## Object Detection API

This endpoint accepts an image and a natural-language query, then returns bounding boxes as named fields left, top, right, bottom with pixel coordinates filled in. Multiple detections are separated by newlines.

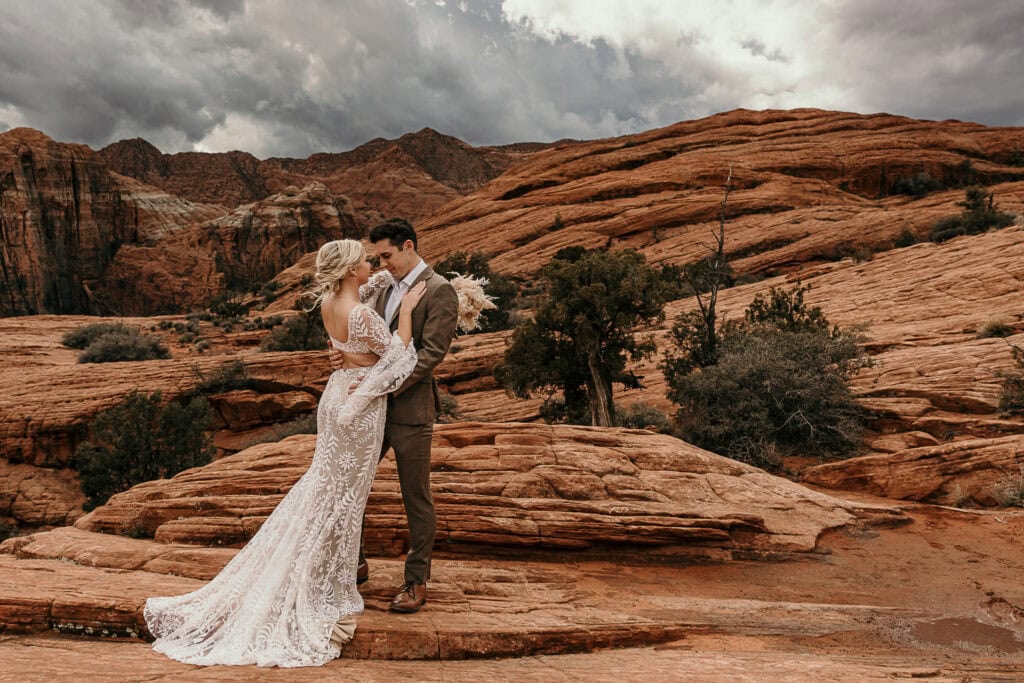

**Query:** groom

left=330, top=218, right=458, bottom=613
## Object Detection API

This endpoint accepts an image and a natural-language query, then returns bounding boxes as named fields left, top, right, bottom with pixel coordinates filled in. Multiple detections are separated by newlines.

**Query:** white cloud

left=0, top=0, right=1021, bottom=156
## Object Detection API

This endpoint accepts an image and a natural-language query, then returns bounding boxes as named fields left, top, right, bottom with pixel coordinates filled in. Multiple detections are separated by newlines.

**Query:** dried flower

left=448, top=272, right=497, bottom=332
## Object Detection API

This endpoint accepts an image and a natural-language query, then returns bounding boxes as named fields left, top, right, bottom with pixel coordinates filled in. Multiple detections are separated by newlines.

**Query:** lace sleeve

left=359, top=270, right=394, bottom=304
left=349, top=305, right=392, bottom=356
left=336, top=309, right=418, bottom=426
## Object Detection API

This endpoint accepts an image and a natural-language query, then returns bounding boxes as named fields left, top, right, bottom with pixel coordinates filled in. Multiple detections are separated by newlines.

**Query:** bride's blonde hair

left=310, top=239, right=363, bottom=307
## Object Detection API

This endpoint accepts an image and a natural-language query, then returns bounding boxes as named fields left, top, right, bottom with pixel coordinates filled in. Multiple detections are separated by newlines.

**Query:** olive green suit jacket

left=374, top=265, right=459, bottom=425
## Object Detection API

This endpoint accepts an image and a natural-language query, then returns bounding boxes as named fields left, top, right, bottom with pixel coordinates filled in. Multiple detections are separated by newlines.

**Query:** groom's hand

left=327, top=344, right=345, bottom=371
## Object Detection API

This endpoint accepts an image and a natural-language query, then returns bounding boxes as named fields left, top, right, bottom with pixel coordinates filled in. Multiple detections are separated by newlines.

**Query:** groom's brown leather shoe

left=389, top=582, right=426, bottom=613
left=356, top=560, right=369, bottom=584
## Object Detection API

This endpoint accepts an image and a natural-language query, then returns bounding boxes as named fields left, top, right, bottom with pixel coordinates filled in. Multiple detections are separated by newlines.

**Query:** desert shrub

left=663, top=285, right=870, bottom=468
left=977, top=316, right=1014, bottom=339
left=998, top=344, right=1024, bottom=416
left=78, top=327, right=170, bottom=364
left=894, top=228, right=919, bottom=248
left=891, top=172, right=941, bottom=197
left=241, top=413, right=318, bottom=448
left=929, top=215, right=967, bottom=243
left=827, top=241, right=874, bottom=263
left=258, top=280, right=283, bottom=303
left=434, top=251, right=518, bottom=332
left=62, top=322, right=131, bottom=349
left=259, top=300, right=327, bottom=352
left=186, top=359, right=259, bottom=398
left=667, top=328, right=867, bottom=469
left=209, top=290, right=249, bottom=318
left=437, top=391, right=461, bottom=423
left=0, top=520, right=17, bottom=541
left=988, top=463, right=1024, bottom=507
left=615, top=402, right=672, bottom=433
left=72, top=391, right=214, bottom=510
left=929, top=185, right=1015, bottom=243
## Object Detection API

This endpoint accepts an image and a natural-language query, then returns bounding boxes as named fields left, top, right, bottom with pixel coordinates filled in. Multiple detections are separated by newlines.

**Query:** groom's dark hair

left=369, top=218, right=418, bottom=250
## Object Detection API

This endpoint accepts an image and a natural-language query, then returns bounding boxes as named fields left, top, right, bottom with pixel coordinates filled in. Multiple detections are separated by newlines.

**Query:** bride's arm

left=359, top=270, right=394, bottom=303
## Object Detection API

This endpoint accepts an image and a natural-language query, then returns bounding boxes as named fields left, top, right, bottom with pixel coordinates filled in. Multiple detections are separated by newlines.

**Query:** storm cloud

left=1, top=0, right=1021, bottom=157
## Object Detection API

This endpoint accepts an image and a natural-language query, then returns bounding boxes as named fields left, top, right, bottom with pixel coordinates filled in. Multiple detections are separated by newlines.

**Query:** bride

left=144, top=239, right=424, bottom=667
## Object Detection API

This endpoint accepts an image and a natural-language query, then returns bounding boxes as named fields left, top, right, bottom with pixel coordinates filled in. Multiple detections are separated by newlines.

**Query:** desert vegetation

left=495, top=248, right=672, bottom=426
left=929, top=185, right=1015, bottom=243
left=62, top=322, right=170, bottom=363
left=662, top=285, right=871, bottom=469
left=72, top=391, right=214, bottom=510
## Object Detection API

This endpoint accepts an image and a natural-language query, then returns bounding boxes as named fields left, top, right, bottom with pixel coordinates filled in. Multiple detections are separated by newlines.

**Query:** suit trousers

left=359, top=420, right=436, bottom=584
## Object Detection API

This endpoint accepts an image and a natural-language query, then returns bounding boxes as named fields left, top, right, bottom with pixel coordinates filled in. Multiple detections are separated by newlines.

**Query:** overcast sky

left=1, top=0, right=1022, bottom=158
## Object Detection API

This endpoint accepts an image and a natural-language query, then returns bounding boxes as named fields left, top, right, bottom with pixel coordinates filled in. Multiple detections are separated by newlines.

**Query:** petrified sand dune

left=416, top=109, right=1024, bottom=279
left=72, top=424, right=902, bottom=558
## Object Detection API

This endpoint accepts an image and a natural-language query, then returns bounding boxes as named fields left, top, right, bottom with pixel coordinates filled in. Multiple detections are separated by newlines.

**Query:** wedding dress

left=144, top=271, right=416, bottom=667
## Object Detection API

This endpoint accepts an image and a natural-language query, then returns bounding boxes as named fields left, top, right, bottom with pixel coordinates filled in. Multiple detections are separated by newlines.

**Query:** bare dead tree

left=684, top=166, right=732, bottom=363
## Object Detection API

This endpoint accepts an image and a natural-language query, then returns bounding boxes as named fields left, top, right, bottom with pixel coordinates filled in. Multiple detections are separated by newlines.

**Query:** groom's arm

left=393, top=280, right=458, bottom=396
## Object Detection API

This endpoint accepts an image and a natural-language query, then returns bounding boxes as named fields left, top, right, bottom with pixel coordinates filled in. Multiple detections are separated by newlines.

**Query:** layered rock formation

left=102, top=128, right=540, bottom=226
left=73, top=423, right=902, bottom=557
left=415, top=108, right=1024, bottom=279
left=98, top=181, right=360, bottom=314
left=0, top=129, right=218, bottom=316
left=97, top=138, right=302, bottom=208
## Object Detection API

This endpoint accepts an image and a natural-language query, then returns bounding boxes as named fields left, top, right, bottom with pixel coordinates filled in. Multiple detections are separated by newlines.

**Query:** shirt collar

left=400, top=259, right=428, bottom=288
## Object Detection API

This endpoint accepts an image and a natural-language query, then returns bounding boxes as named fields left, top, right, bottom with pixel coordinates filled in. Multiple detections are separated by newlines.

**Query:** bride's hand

left=400, top=282, right=427, bottom=315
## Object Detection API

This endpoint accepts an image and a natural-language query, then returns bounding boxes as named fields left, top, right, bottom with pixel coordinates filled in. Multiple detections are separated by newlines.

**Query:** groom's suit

left=366, top=264, right=458, bottom=584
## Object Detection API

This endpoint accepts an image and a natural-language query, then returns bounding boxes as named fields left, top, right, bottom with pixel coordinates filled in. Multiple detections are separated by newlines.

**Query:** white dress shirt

left=384, top=258, right=427, bottom=324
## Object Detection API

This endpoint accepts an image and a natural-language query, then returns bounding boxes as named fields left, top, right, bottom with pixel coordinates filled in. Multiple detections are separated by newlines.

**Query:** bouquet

left=448, top=272, right=497, bottom=333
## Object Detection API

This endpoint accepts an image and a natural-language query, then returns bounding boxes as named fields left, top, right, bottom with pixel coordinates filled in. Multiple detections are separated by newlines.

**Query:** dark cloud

left=0, top=0, right=1020, bottom=157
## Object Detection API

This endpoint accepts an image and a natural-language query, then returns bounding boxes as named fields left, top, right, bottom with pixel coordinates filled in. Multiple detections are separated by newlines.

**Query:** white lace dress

left=144, top=272, right=415, bottom=667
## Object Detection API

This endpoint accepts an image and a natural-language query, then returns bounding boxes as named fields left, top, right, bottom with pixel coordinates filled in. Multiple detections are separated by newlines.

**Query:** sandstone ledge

left=72, top=423, right=903, bottom=559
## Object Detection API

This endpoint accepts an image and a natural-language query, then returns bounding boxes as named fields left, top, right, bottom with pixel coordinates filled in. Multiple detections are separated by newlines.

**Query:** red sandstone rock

left=0, top=460, right=84, bottom=526
left=415, top=109, right=1024, bottom=280
left=73, top=424, right=902, bottom=557
left=100, top=181, right=362, bottom=314
left=100, top=128, right=539, bottom=226
left=0, top=128, right=220, bottom=317
left=802, top=435, right=1024, bottom=505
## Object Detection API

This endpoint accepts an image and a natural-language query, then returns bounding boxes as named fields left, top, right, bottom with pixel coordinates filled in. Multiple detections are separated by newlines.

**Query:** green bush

left=667, top=328, right=867, bottom=469
left=209, top=291, right=249, bottom=318
left=615, top=402, right=672, bottom=433
left=891, top=172, right=941, bottom=197
left=62, top=322, right=132, bottom=349
left=894, top=228, right=919, bottom=248
left=77, top=328, right=170, bottom=363
left=929, top=186, right=1015, bottom=243
left=0, top=520, right=17, bottom=541
left=186, top=359, right=259, bottom=398
left=240, top=413, right=318, bottom=448
left=72, top=391, right=214, bottom=510
left=259, top=305, right=328, bottom=352
left=999, top=344, right=1024, bottom=416
left=663, top=285, right=870, bottom=468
